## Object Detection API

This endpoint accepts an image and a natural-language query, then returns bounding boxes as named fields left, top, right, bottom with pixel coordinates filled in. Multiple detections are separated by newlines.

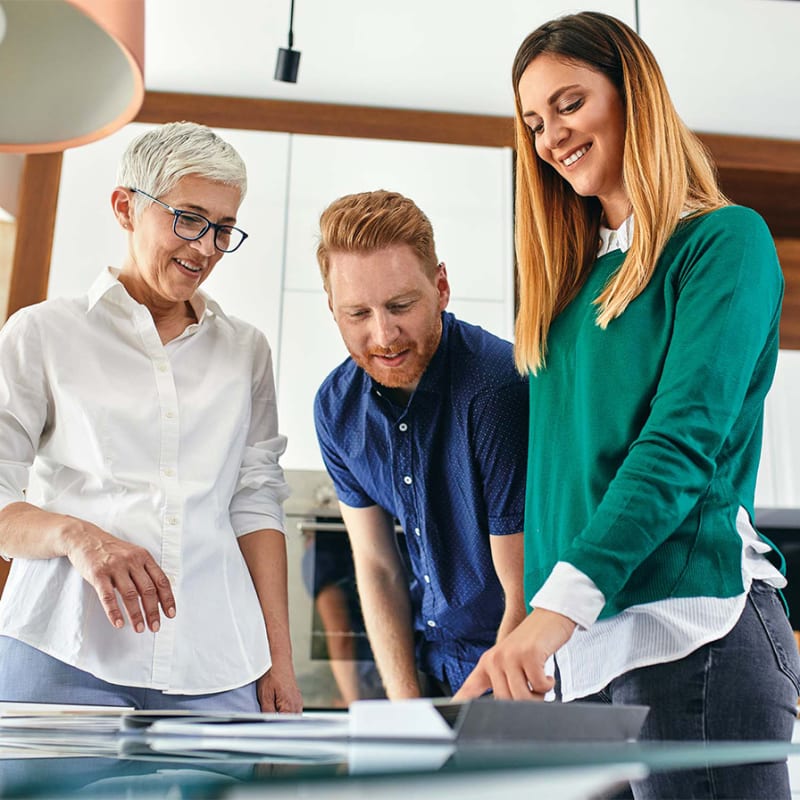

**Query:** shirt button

left=427, top=620, right=437, bottom=628
left=398, top=422, right=408, bottom=432
left=167, top=516, right=179, bottom=526
left=163, top=468, right=175, bottom=477
left=423, top=574, right=431, bottom=583
left=403, top=476, right=412, bottom=485
left=165, top=411, right=176, bottom=419
left=157, top=362, right=168, bottom=373
left=414, top=527, right=421, bottom=537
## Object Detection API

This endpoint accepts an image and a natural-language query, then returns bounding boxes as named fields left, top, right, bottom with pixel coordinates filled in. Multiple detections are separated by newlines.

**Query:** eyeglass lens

left=174, top=213, right=244, bottom=253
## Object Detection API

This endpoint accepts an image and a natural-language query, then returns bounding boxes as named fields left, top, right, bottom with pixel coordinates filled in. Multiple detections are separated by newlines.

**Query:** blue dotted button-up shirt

left=314, top=312, right=529, bottom=690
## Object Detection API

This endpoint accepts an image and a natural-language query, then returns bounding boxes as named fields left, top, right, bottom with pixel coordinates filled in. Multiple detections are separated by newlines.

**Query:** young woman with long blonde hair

left=456, top=12, right=798, bottom=799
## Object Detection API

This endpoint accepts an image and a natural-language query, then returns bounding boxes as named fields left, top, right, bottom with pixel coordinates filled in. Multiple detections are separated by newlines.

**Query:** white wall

left=43, top=0, right=800, bottom=495
left=276, top=134, right=513, bottom=469
left=757, top=350, right=800, bottom=509
left=49, top=126, right=515, bottom=472
left=145, top=0, right=800, bottom=140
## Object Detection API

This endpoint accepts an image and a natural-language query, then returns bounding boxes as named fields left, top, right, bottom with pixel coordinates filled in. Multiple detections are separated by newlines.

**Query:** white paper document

left=0, top=697, right=649, bottom=761
left=0, top=702, right=133, bottom=733
left=141, top=701, right=451, bottom=742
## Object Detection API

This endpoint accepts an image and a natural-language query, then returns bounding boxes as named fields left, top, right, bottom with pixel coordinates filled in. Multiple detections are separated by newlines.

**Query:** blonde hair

left=316, top=190, right=438, bottom=293
left=512, top=12, right=729, bottom=373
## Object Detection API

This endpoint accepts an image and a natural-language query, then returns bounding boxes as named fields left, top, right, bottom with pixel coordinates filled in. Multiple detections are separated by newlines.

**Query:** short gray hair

left=116, top=121, right=247, bottom=218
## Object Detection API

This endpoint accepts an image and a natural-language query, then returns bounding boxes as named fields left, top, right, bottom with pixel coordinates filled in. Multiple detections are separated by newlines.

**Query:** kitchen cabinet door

left=276, top=134, right=515, bottom=470
left=49, top=125, right=291, bottom=353
left=283, top=134, right=514, bottom=327
left=49, top=123, right=156, bottom=300
left=756, top=349, right=800, bottom=508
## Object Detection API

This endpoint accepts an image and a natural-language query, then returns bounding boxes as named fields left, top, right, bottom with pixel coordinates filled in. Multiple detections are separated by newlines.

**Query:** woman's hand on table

left=453, top=608, right=576, bottom=701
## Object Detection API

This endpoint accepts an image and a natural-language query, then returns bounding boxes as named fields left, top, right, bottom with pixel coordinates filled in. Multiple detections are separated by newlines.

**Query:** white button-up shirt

left=0, top=268, right=290, bottom=694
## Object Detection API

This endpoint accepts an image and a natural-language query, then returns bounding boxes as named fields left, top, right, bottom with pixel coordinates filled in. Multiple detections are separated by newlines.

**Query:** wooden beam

left=137, top=91, right=800, bottom=238
left=12, top=91, right=800, bottom=336
left=136, top=91, right=515, bottom=149
left=696, top=132, right=800, bottom=239
left=777, top=238, right=800, bottom=349
left=697, top=132, right=800, bottom=176
left=6, top=152, right=62, bottom=317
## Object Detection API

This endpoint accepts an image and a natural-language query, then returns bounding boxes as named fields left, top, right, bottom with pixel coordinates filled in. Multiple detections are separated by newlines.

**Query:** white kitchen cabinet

left=276, top=133, right=515, bottom=470
left=49, top=123, right=156, bottom=301
left=756, top=350, right=800, bottom=508
left=49, top=124, right=291, bottom=355
left=198, top=130, right=291, bottom=352
left=283, top=134, right=514, bottom=311
left=48, top=126, right=515, bottom=472
left=278, top=289, right=348, bottom=471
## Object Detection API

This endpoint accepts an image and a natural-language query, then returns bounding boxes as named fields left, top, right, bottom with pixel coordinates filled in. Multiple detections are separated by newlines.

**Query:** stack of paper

left=0, top=703, right=132, bottom=759
left=0, top=698, right=649, bottom=766
left=0, top=702, right=132, bottom=732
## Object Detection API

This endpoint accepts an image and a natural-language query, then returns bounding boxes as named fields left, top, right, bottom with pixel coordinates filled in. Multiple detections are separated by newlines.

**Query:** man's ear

left=436, top=261, right=451, bottom=310
left=111, top=186, right=134, bottom=231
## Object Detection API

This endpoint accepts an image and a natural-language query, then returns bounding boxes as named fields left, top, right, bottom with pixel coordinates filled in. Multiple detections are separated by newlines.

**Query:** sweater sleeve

left=561, top=207, right=783, bottom=602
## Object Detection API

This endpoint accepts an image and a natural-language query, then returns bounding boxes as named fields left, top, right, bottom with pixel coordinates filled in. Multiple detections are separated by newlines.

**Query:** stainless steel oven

left=284, top=469, right=386, bottom=708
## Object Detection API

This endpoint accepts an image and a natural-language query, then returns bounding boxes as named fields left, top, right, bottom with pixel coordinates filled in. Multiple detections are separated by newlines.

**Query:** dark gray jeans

left=577, top=580, right=800, bottom=800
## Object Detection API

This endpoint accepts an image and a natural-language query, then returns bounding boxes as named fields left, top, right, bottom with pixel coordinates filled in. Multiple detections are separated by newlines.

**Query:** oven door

left=287, top=517, right=384, bottom=708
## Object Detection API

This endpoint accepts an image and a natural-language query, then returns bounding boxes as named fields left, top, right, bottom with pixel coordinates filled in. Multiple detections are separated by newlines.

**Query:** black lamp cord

left=287, top=0, right=296, bottom=49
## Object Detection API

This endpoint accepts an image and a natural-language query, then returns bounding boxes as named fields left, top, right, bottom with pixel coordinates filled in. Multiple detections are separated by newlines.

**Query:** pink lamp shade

left=0, top=0, right=145, bottom=153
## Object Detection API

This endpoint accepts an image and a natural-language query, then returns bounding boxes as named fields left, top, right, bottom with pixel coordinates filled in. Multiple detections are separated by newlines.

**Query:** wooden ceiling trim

left=136, top=91, right=516, bottom=149
left=777, top=238, right=800, bottom=350
left=136, top=91, right=800, bottom=238
left=697, top=132, right=800, bottom=175
left=7, top=91, right=800, bottom=337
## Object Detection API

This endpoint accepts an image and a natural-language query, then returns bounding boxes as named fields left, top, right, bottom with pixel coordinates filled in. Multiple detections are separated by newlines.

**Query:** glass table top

left=1, top=732, right=799, bottom=800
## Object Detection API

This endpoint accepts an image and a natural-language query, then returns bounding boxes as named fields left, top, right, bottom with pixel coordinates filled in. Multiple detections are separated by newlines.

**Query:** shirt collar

left=85, top=266, right=229, bottom=327
left=597, top=210, right=695, bottom=258
left=597, top=214, right=634, bottom=257
left=416, top=310, right=451, bottom=394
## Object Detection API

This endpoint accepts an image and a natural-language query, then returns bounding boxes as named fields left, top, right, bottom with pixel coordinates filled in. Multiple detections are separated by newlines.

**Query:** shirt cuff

left=530, top=561, right=606, bottom=629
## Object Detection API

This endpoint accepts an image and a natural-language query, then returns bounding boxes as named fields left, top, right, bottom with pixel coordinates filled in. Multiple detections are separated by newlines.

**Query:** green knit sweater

left=524, top=206, right=783, bottom=619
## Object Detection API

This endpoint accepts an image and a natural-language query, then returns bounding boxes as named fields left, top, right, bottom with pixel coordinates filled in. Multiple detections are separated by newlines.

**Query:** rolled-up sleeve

left=0, top=310, right=48, bottom=511
left=229, top=331, right=290, bottom=536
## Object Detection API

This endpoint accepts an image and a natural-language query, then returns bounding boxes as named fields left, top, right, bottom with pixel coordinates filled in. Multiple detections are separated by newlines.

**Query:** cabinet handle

left=295, top=520, right=404, bottom=534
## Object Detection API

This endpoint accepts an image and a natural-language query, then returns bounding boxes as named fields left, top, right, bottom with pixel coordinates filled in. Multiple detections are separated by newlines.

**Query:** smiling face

left=327, top=244, right=450, bottom=396
left=517, top=53, right=630, bottom=227
left=114, top=174, right=241, bottom=312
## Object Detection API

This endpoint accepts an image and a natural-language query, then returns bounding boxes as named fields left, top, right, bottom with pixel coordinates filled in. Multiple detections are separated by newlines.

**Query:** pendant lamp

left=0, top=0, right=145, bottom=153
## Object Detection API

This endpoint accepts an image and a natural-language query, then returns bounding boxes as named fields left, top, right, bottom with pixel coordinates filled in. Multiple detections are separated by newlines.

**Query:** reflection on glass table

left=2, top=732, right=800, bottom=800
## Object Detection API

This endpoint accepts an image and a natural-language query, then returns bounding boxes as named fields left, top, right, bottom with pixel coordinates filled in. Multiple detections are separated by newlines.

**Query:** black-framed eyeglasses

left=129, top=188, right=249, bottom=253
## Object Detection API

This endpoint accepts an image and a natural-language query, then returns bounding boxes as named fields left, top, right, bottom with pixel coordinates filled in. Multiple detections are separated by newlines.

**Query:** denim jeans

left=0, top=636, right=259, bottom=711
left=578, top=581, right=800, bottom=799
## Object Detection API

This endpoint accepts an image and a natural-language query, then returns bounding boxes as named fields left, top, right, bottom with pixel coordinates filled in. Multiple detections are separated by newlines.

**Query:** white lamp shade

left=0, top=0, right=144, bottom=153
